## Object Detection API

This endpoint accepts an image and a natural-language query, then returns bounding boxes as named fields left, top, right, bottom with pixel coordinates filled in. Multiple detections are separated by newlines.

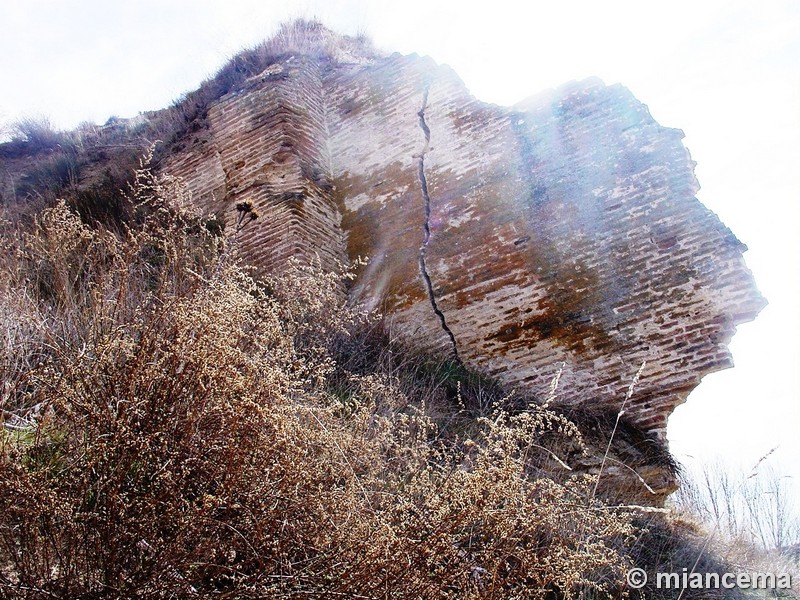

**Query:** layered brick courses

left=161, top=50, right=764, bottom=467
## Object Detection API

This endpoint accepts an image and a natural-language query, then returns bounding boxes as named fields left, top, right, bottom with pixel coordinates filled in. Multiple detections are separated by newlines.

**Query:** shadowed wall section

left=162, top=57, right=345, bottom=270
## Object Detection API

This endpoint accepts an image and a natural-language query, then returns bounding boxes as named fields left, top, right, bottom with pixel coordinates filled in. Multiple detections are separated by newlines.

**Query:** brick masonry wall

left=325, top=57, right=764, bottom=443
left=162, top=57, right=346, bottom=271
left=0, top=44, right=758, bottom=501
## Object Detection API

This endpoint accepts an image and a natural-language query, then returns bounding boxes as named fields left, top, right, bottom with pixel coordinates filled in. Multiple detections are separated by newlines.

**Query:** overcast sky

left=1, top=0, right=798, bottom=498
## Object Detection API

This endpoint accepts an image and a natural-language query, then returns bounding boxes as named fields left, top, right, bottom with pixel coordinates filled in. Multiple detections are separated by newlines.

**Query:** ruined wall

left=159, top=46, right=764, bottom=462
left=0, top=33, right=765, bottom=500
left=325, top=58, right=764, bottom=439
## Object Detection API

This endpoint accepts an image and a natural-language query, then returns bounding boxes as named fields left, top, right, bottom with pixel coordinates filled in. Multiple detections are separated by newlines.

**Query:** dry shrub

left=0, top=160, right=642, bottom=598
left=669, top=462, right=799, bottom=598
left=7, top=117, right=64, bottom=155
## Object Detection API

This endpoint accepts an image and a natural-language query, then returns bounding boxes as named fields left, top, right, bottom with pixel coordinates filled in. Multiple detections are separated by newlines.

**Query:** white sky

left=1, top=0, right=798, bottom=499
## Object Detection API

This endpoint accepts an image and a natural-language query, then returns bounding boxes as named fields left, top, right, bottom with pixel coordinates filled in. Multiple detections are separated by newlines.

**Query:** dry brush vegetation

left=0, top=156, right=774, bottom=599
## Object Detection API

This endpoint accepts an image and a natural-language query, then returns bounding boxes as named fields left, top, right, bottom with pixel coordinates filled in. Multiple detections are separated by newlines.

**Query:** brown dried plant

left=0, top=161, right=644, bottom=599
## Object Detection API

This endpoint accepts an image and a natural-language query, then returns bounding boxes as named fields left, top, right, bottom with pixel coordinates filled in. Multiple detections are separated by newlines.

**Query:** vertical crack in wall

left=416, top=88, right=461, bottom=363
left=321, top=72, right=335, bottom=182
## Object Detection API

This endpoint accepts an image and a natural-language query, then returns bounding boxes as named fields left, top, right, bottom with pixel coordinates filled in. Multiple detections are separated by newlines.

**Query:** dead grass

left=0, top=158, right=651, bottom=599
left=0, top=146, right=769, bottom=599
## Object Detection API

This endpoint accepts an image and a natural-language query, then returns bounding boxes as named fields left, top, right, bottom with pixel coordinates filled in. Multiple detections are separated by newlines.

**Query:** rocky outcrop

left=0, top=24, right=765, bottom=501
